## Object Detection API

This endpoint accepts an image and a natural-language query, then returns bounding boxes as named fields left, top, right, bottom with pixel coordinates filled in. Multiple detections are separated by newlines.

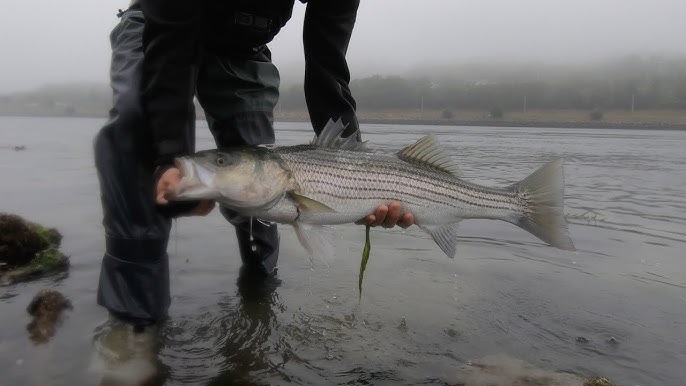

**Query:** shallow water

left=1, top=116, right=685, bottom=385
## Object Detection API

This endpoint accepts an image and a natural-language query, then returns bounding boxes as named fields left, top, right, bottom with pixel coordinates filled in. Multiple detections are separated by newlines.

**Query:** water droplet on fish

left=332, top=294, right=338, bottom=300
left=251, top=244, right=257, bottom=252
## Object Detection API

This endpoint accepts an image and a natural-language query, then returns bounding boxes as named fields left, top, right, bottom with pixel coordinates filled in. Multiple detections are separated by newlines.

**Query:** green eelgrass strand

left=358, top=225, right=371, bottom=302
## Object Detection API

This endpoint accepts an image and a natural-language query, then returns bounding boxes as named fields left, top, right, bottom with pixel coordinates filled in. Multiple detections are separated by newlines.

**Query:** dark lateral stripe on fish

left=287, top=157, right=506, bottom=195
left=298, top=176, right=523, bottom=211
left=287, top=162, right=525, bottom=211
left=302, top=171, right=519, bottom=208
left=284, top=154, right=520, bottom=199
left=297, top=172, right=523, bottom=211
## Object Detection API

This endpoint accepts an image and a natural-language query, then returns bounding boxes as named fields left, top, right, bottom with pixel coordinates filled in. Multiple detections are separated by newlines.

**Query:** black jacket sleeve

left=140, top=0, right=203, bottom=167
left=303, top=0, right=360, bottom=138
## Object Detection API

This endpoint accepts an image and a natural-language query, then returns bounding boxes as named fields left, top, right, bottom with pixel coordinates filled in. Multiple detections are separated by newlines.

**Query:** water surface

left=1, top=117, right=685, bottom=385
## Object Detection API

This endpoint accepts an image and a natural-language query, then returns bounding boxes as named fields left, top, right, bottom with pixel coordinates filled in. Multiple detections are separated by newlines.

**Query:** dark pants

left=94, top=9, right=280, bottom=325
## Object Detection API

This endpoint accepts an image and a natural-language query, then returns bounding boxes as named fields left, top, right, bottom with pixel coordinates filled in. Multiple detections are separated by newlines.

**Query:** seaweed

left=0, top=213, right=68, bottom=285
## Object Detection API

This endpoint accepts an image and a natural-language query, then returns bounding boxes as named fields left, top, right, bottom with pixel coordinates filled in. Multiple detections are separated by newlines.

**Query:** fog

left=0, top=0, right=684, bottom=93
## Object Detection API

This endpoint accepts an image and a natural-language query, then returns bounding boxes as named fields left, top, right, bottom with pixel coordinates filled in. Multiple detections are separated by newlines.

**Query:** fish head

left=170, top=148, right=292, bottom=210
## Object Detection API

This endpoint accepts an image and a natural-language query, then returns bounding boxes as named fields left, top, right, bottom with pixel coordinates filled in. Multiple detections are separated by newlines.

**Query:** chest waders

left=94, top=4, right=287, bottom=325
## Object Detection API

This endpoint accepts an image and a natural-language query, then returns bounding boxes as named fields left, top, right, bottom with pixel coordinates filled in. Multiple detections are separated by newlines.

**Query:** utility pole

left=631, top=94, right=635, bottom=112
left=523, top=96, right=527, bottom=113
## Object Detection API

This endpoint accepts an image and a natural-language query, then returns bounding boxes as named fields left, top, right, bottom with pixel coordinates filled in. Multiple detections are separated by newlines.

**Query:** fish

left=169, top=119, right=575, bottom=258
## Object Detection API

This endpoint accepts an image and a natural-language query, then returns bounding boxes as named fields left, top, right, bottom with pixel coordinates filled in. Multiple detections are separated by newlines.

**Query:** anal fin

left=419, top=223, right=461, bottom=258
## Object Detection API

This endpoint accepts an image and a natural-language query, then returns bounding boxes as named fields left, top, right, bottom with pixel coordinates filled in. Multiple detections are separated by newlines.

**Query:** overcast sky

left=0, top=0, right=684, bottom=93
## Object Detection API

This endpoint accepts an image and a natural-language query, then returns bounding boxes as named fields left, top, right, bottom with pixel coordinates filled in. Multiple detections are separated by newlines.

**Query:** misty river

left=1, top=116, right=685, bottom=385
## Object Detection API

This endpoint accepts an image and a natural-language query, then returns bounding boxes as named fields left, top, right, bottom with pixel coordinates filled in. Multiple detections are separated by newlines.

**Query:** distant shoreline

left=277, top=108, right=686, bottom=130
left=1, top=111, right=685, bottom=131
left=292, top=117, right=686, bottom=131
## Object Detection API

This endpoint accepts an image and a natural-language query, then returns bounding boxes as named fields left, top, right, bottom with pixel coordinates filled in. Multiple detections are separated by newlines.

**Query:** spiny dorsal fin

left=398, top=134, right=462, bottom=176
left=312, top=118, right=367, bottom=150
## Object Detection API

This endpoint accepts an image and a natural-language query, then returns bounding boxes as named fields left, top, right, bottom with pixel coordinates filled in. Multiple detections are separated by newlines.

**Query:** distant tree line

left=0, top=83, right=111, bottom=117
left=278, top=56, right=686, bottom=111
left=2, top=56, right=685, bottom=116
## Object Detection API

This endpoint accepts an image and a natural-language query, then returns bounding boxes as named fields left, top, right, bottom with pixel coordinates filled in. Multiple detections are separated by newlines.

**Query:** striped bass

left=169, top=119, right=575, bottom=258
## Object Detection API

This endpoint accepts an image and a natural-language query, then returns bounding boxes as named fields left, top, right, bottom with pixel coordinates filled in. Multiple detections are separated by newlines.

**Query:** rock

left=26, top=289, right=73, bottom=344
left=0, top=213, right=68, bottom=285
left=456, top=354, right=618, bottom=386
left=585, top=377, right=615, bottom=386
left=0, top=214, right=51, bottom=268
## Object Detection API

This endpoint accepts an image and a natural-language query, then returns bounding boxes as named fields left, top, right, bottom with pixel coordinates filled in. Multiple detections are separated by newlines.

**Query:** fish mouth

left=166, top=157, right=218, bottom=201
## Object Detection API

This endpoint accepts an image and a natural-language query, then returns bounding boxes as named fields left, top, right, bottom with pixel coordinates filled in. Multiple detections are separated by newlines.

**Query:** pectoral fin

left=288, top=192, right=337, bottom=213
left=420, top=223, right=461, bottom=258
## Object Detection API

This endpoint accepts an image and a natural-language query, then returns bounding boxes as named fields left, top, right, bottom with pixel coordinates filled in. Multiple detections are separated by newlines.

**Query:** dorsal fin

left=398, top=134, right=462, bottom=176
left=312, top=118, right=367, bottom=150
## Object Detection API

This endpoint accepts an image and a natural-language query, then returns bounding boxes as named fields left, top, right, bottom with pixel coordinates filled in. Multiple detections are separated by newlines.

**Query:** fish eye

left=216, top=155, right=225, bottom=165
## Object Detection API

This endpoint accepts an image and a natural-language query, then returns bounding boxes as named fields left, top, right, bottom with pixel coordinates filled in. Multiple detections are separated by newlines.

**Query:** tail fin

left=510, top=158, right=575, bottom=251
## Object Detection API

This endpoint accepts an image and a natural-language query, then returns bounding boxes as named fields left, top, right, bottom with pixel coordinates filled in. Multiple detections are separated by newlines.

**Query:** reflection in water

left=91, top=318, right=166, bottom=386
left=91, top=268, right=285, bottom=386
left=26, top=289, right=72, bottom=345
left=207, top=267, right=284, bottom=385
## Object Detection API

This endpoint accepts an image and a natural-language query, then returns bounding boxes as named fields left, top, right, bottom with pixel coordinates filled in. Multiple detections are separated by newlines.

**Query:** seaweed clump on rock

left=0, top=213, right=68, bottom=285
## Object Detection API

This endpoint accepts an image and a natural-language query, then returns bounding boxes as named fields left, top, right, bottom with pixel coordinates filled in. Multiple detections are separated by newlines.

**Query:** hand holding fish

left=355, top=201, right=415, bottom=229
